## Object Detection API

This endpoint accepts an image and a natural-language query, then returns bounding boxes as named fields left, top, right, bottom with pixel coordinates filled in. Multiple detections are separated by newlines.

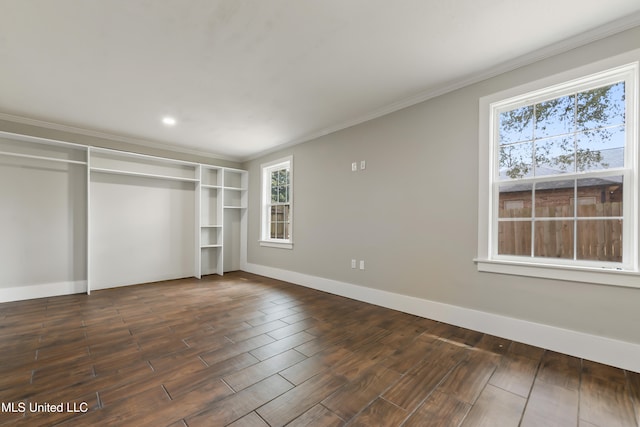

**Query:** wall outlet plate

left=351, top=162, right=357, bottom=172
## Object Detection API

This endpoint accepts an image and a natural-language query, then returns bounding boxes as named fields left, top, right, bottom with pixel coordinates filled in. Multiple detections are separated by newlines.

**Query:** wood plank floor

left=0, top=272, right=638, bottom=426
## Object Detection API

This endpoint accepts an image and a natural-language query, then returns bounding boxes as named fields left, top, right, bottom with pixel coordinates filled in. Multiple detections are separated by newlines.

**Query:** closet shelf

left=90, top=167, right=199, bottom=182
left=0, top=150, right=87, bottom=165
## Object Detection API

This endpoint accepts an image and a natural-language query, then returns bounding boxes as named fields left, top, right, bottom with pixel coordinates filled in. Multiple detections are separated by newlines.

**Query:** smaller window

left=260, top=156, right=293, bottom=249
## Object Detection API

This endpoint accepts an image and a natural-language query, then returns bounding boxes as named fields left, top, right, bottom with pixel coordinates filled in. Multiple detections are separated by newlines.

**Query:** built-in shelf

left=1, top=130, right=247, bottom=298
left=0, top=150, right=88, bottom=165
left=90, top=167, right=199, bottom=182
left=90, top=147, right=199, bottom=181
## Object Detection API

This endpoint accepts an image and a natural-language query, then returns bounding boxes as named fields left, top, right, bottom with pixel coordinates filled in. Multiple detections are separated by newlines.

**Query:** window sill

left=474, top=258, right=640, bottom=289
left=259, top=240, right=293, bottom=250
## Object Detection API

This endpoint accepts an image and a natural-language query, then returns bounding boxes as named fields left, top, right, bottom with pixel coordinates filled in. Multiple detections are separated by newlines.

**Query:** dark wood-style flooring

left=0, top=272, right=638, bottom=426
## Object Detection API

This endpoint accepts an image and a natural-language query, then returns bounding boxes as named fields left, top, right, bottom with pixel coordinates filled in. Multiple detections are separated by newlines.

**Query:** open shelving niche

left=0, top=131, right=247, bottom=300
left=196, top=166, right=248, bottom=277
left=0, top=133, right=89, bottom=302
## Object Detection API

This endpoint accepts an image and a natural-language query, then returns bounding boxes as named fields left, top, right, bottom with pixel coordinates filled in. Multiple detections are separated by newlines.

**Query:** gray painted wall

left=244, top=26, right=640, bottom=344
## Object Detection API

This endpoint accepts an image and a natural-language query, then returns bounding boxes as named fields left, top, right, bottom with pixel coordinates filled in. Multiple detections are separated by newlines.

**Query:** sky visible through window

left=498, top=82, right=625, bottom=180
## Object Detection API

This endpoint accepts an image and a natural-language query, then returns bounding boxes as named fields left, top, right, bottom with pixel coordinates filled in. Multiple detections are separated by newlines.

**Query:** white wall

left=0, top=136, right=87, bottom=301
left=0, top=144, right=86, bottom=297
left=0, top=127, right=242, bottom=301
left=90, top=173, right=195, bottom=290
left=243, top=27, right=640, bottom=370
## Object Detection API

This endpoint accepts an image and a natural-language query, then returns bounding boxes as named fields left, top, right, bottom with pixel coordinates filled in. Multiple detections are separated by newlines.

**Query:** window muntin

left=260, top=157, right=293, bottom=247
left=491, top=68, right=635, bottom=270
left=498, top=81, right=625, bottom=180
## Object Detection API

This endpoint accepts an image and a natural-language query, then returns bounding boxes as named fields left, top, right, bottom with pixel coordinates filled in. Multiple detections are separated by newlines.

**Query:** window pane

left=499, top=142, right=533, bottom=180
left=270, top=205, right=283, bottom=221
left=279, top=184, right=288, bottom=203
left=576, top=125, right=624, bottom=172
left=499, top=105, right=533, bottom=145
left=498, top=221, right=531, bottom=256
left=576, top=176, right=623, bottom=217
left=268, top=204, right=291, bottom=240
left=577, top=82, right=625, bottom=131
left=499, top=183, right=532, bottom=218
left=576, top=219, right=622, bottom=262
left=534, top=220, right=574, bottom=259
left=271, top=171, right=278, bottom=203
left=535, top=94, right=575, bottom=138
left=275, top=222, right=284, bottom=239
left=535, top=136, right=575, bottom=176
left=535, top=180, right=574, bottom=218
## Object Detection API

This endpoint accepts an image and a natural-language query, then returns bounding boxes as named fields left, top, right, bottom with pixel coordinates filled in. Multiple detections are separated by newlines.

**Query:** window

left=260, top=156, right=293, bottom=249
left=477, top=53, right=639, bottom=287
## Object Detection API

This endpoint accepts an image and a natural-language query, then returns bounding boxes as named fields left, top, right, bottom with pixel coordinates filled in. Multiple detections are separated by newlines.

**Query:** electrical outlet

left=360, top=160, right=366, bottom=170
left=359, top=260, right=365, bottom=270
left=351, top=162, right=358, bottom=172
left=351, top=259, right=356, bottom=269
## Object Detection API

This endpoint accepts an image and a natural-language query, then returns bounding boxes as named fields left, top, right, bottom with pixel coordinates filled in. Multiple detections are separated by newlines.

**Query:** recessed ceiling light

left=162, top=116, right=176, bottom=126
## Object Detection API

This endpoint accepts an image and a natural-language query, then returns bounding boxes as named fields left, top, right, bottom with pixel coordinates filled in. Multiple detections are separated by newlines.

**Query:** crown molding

left=243, top=12, right=640, bottom=162
left=0, top=112, right=240, bottom=163
left=2, top=12, right=639, bottom=164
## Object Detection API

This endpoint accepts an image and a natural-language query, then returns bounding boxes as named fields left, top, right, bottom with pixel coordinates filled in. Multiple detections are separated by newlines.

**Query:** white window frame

left=476, top=50, right=640, bottom=288
left=260, top=156, right=293, bottom=249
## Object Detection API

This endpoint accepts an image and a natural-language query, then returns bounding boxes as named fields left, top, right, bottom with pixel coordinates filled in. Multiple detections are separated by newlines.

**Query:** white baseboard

left=0, top=280, right=87, bottom=303
left=243, top=262, right=640, bottom=373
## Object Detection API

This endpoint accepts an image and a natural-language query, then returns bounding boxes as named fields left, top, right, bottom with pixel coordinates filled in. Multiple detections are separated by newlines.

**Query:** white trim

left=259, top=240, right=293, bottom=249
left=0, top=113, right=237, bottom=162
left=0, top=281, right=88, bottom=303
left=86, top=147, right=92, bottom=295
left=260, top=156, right=294, bottom=246
left=243, top=262, right=640, bottom=373
left=475, top=258, right=640, bottom=288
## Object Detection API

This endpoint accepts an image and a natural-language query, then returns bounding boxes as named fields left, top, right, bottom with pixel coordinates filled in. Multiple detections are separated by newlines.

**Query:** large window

left=260, top=156, right=293, bottom=249
left=477, top=53, right=639, bottom=286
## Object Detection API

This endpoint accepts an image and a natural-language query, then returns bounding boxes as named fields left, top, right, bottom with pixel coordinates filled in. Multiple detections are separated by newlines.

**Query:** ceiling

left=1, top=1, right=640, bottom=162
